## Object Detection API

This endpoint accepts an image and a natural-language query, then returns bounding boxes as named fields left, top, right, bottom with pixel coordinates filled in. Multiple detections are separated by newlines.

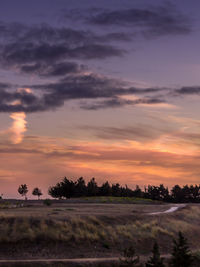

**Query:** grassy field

left=0, top=198, right=199, bottom=265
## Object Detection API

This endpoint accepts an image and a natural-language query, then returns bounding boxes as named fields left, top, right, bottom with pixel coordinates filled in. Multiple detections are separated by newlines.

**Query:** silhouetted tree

left=60, top=177, right=75, bottom=198
left=99, top=181, right=111, bottom=196
left=182, top=185, right=191, bottom=202
left=171, top=185, right=184, bottom=203
left=48, top=176, right=200, bottom=203
left=75, top=177, right=86, bottom=197
left=48, top=177, right=75, bottom=199
left=121, top=185, right=133, bottom=197
left=133, top=185, right=142, bottom=198
left=189, top=185, right=200, bottom=202
left=170, top=231, right=193, bottom=267
left=147, top=184, right=169, bottom=201
left=32, top=187, right=42, bottom=199
left=159, top=184, right=169, bottom=201
left=18, top=184, right=28, bottom=200
left=48, top=182, right=63, bottom=199
left=146, top=241, right=165, bottom=267
left=147, top=186, right=160, bottom=200
left=87, top=178, right=98, bottom=196
left=111, top=183, right=121, bottom=197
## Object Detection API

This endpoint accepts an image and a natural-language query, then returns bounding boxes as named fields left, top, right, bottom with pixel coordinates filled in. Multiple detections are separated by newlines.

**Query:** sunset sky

left=1, top=0, right=200, bottom=198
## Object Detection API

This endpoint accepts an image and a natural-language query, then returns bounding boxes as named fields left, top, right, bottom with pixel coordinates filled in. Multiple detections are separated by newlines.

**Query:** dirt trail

left=0, top=257, right=119, bottom=264
left=148, top=204, right=186, bottom=215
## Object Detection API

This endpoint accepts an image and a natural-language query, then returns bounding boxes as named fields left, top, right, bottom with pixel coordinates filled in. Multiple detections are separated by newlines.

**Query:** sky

left=1, top=0, right=200, bottom=198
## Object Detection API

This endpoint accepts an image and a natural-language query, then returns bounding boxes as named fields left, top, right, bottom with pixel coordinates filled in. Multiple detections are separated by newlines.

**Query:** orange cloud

left=9, top=112, right=27, bottom=144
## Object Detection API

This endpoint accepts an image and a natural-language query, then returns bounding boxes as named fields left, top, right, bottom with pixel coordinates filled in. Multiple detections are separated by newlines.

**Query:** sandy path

left=149, top=204, right=186, bottom=215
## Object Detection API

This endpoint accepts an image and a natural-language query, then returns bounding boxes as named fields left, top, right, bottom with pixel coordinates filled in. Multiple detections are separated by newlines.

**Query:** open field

left=0, top=199, right=199, bottom=265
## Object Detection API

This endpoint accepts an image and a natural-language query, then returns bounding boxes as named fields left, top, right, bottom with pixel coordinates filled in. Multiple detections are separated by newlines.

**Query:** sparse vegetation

left=145, top=241, right=165, bottom=267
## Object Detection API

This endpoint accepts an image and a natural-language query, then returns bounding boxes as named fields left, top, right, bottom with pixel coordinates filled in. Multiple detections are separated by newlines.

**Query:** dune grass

left=0, top=205, right=199, bottom=258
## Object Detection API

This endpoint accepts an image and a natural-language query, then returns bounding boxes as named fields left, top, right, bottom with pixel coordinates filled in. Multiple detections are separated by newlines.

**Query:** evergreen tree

left=99, top=181, right=111, bottom=196
left=171, top=185, right=184, bottom=203
left=75, top=177, right=86, bottom=197
left=111, top=183, right=121, bottom=197
left=170, top=231, right=193, bottom=267
left=87, top=178, right=98, bottom=196
left=146, top=241, right=165, bottom=267
left=60, top=177, right=75, bottom=198
left=133, top=185, right=142, bottom=198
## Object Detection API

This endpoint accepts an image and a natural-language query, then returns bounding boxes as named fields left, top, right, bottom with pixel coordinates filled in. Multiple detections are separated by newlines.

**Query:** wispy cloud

left=65, top=3, right=191, bottom=37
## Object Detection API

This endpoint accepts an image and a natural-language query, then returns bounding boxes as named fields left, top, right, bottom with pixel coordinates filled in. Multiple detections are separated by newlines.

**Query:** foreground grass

left=0, top=204, right=199, bottom=259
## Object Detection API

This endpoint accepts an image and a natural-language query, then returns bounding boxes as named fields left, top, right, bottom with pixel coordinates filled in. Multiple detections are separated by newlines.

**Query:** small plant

left=120, top=246, right=141, bottom=266
left=102, top=242, right=110, bottom=249
left=146, top=241, right=165, bottom=267
left=43, top=199, right=52, bottom=206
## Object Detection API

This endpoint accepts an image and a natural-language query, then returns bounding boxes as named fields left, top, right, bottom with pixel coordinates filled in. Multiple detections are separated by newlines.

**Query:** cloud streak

left=67, top=4, right=191, bottom=37
left=0, top=73, right=167, bottom=112
left=2, top=73, right=200, bottom=113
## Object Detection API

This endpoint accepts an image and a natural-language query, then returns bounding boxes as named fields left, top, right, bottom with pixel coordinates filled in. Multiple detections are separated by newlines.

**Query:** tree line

left=48, top=177, right=200, bottom=203
left=16, top=177, right=200, bottom=203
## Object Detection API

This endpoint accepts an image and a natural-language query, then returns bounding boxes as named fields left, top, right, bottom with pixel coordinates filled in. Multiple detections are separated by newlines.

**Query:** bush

left=43, top=199, right=52, bottom=206
left=119, top=246, right=141, bottom=266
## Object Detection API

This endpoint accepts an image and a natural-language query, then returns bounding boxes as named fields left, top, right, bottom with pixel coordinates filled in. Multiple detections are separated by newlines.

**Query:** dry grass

left=0, top=202, right=199, bottom=259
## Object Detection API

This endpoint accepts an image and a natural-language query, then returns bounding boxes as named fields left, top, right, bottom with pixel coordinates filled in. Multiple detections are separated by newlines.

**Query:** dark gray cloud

left=0, top=22, right=126, bottom=75
left=0, top=82, right=10, bottom=89
left=0, top=22, right=129, bottom=45
left=80, top=96, right=164, bottom=110
left=3, top=79, right=200, bottom=113
left=2, top=42, right=124, bottom=67
left=0, top=73, right=165, bottom=112
left=20, top=62, right=85, bottom=77
left=0, top=3, right=191, bottom=83
left=85, top=4, right=191, bottom=37
left=0, top=10, right=192, bottom=114
left=0, top=88, right=44, bottom=112
left=32, top=73, right=163, bottom=99
left=0, top=22, right=127, bottom=79
left=176, top=86, right=200, bottom=95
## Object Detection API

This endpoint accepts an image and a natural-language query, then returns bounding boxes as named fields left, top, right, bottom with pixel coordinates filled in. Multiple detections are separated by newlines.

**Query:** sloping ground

left=0, top=204, right=199, bottom=260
